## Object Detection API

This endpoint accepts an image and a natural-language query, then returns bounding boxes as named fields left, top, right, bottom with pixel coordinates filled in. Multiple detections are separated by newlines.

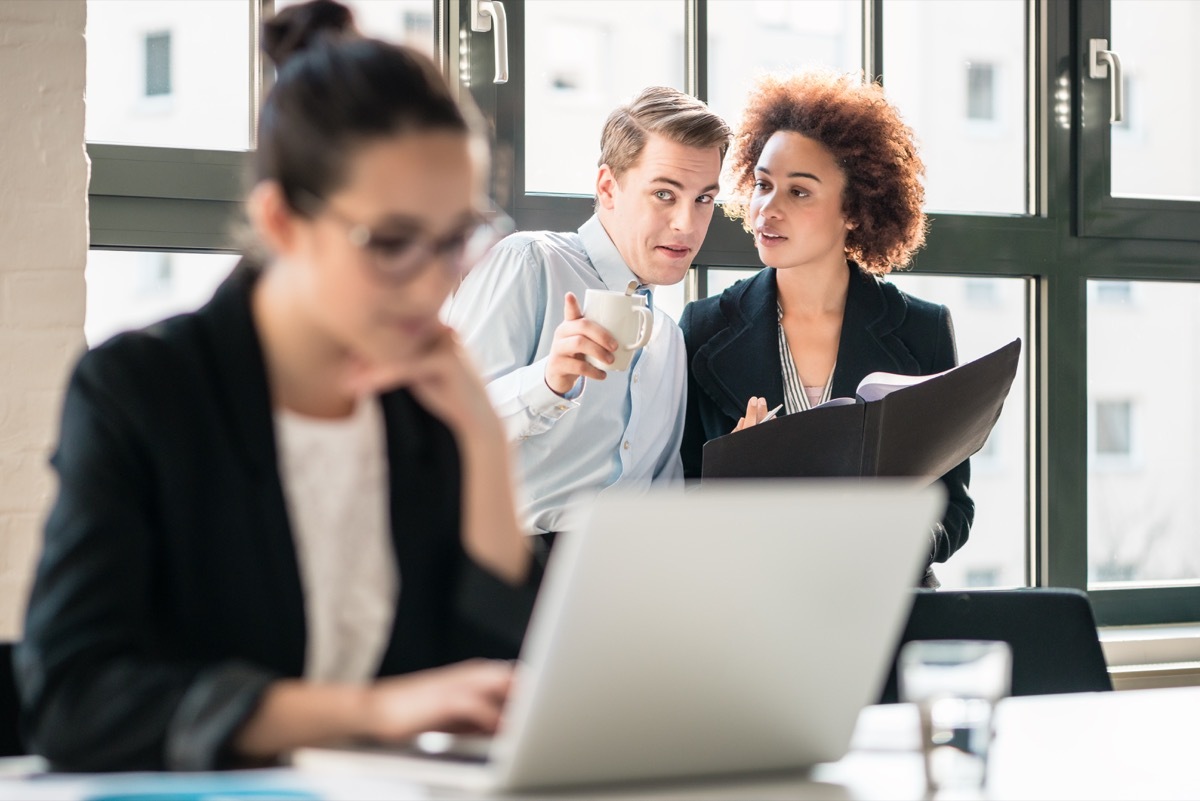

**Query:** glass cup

left=898, top=639, right=1012, bottom=795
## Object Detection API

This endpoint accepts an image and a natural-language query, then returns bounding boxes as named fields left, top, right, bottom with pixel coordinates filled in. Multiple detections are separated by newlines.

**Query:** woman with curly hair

left=679, top=69, right=971, bottom=587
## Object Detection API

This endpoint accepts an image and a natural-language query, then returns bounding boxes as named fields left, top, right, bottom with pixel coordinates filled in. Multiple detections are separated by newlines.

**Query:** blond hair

left=598, top=86, right=731, bottom=179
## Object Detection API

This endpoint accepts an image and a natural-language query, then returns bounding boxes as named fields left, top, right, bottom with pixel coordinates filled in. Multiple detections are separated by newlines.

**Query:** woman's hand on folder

left=732, top=396, right=778, bottom=432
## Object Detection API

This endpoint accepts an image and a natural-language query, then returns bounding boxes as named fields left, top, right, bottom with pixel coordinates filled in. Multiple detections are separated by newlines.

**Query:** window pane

left=525, top=0, right=685, bottom=195
left=706, top=268, right=759, bottom=300
left=882, top=0, right=1027, bottom=214
left=706, top=0, right=861, bottom=143
left=86, top=251, right=238, bottom=347
left=1110, top=0, right=1200, bottom=201
left=885, top=274, right=1029, bottom=589
left=274, top=0, right=436, bottom=58
left=86, top=1, right=251, bottom=150
left=1088, top=280, right=1200, bottom=585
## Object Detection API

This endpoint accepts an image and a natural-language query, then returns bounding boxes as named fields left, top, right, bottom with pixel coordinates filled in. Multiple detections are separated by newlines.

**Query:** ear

left=595, top=164, right=619, bottom=211
left=247, top=180, right=303, bottom=256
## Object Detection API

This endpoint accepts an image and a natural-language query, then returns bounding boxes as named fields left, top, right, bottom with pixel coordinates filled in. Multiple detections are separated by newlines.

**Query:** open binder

left=701, top=338, right=1022, bottom=482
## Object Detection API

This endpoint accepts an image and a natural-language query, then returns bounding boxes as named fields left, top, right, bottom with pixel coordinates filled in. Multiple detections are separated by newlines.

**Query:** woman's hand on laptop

left=364, top=659, right=514, bottom=741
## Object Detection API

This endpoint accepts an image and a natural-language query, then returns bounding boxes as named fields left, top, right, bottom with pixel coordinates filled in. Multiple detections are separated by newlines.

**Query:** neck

left=252, top=261, right=358, bottom=418
left=775, top=257, right=851, bottom=318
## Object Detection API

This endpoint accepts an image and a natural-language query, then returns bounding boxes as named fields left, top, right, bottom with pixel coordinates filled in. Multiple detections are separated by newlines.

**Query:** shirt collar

left=579, top=214, right=643, bottom=293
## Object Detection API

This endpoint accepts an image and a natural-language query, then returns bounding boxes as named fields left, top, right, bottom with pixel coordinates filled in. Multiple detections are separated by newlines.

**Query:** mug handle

left=629, top=306, right=653, bottom=350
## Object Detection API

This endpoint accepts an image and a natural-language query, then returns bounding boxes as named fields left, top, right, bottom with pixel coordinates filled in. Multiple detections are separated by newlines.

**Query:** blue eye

left=654, top=190, right=673, bottom=201
left=697, top=195, right=715, bottom=205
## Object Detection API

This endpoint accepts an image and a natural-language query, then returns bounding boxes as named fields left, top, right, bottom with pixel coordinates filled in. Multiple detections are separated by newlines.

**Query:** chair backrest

left=0, top=642, right=24, bottom=756
left=877, top=588, right=1112, bottom=704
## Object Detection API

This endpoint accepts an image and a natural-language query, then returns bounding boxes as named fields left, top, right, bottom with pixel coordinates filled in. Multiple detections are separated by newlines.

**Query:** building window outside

left=965, top=567, right=1001, bottom=587
left=966, top=61, right=995, bottom=121
left=1094, top=400, right=1133, bottom=457
left=401, top=10, right=433, bottom=50
left=144, top=31, right=172, bottom=97
left=964, top=278, right=1000, bottom=307
left=1095, top=281, right=1134, bottom=306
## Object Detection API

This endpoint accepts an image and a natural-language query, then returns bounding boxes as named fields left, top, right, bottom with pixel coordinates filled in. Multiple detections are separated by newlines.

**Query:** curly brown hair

left=723, top=70, right=927, bottom=274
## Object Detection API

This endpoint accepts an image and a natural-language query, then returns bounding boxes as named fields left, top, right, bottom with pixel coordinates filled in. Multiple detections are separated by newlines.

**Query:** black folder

left=701, top=338, right=1022, bottom=482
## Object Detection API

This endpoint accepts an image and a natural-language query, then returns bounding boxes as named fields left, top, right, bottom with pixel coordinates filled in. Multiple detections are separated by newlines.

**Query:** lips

left=756, top=228, right=787, bottom=247
left=656, top=244, right=691, bottom=259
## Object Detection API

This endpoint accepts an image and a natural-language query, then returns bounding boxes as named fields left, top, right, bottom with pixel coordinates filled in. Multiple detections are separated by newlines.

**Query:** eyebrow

left=755, top=166, right=823, bottom=183
left=651, top=177, right=722, bottom=195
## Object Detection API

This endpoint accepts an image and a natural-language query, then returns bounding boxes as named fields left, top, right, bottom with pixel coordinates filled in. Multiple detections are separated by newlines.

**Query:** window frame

left=87, top=0, right=1200, bottom=626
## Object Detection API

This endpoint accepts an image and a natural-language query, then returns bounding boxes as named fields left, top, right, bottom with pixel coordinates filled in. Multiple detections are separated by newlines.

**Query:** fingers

left=563, top=291, right=583, bottom=322
left=367, top=660, right=515, bottom=741
left=751, top=396, right=768, bottom=424
left=343, top=324, right=457, bottom=396
left=744, top=397, right=767, bottom=428
left=732, top=397, right=768, bottom=433
left=545, top=302, right=620, bottom=395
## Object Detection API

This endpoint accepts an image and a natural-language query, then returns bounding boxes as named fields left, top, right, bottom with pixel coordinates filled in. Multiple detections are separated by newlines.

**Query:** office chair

left=0, top=642, right=24, bottom=756
left=877, top=588, right=1112, bottom=704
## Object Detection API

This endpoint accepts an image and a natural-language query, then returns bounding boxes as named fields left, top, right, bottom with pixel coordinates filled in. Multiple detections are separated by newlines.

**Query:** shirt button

left=623, top=440, right=630, bottom=450
left=556, top=404, right=568, bottom=411
left=633, top=374, right=639, bottom=383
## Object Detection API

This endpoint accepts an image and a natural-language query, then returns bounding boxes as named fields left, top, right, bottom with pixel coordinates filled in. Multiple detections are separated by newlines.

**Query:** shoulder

left=70, top=263, right=258, bottom=414
left=883, top=279, right=947, bottom=321
left=484, top=229, right=585, bottom=270
left=77, top=313, right=205, bottom=388
left=852, top=265, right=950, bottom=331
left=681, top=268, right=772, bottom=342
left=870, top=274, right=957, bottom=369
left=455, top=229, right=582, bottom=299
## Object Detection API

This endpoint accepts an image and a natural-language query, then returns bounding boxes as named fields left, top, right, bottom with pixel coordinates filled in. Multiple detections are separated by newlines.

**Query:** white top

left=275, top=398, right=397, bottom=683
left=445, top=214, right=687, bottom=535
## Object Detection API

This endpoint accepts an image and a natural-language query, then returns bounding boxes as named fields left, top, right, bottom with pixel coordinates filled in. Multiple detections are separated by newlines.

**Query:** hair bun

left=263, top=0, right=358, bottom=70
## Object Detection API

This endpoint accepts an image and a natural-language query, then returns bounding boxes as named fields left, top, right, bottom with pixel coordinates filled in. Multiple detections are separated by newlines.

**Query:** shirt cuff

left=518, top=366, right=581, bottom=422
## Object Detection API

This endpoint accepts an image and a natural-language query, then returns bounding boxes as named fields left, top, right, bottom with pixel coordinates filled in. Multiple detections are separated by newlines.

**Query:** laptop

left=291, top=479, right=946, bottom=791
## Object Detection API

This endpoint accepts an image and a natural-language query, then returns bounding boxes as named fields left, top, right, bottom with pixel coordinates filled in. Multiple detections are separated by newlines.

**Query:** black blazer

left=680, top=265, right=974, bottom=567
left=15, top=261, right=540, bottom=772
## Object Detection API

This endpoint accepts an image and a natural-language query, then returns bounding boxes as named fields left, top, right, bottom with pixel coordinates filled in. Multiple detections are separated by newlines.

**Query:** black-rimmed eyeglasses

left=297, top=190, right=512, bottom=283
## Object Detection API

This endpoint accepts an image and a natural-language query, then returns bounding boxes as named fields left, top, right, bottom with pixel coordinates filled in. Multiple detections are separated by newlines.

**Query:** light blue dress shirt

left=445, top=215, right=686, bottom=535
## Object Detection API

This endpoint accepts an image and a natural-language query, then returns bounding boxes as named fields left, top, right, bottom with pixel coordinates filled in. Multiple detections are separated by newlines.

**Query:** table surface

left=1, top=685, right=1197, bottom=801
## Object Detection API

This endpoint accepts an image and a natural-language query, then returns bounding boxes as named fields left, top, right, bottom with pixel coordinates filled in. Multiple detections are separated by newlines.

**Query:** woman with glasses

left=680, top=70, right=973, bottom=588
left=16, top=0, right=536, bottom=771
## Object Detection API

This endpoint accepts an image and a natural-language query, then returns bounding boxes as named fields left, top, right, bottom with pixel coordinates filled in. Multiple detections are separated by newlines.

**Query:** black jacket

left=16, top=260, right=540, bottom=772
left=680, top=264, right=974, bottom=567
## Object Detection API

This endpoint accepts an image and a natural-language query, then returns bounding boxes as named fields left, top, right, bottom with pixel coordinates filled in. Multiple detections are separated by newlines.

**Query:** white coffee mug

left=583, top=288, right=654, bottom=372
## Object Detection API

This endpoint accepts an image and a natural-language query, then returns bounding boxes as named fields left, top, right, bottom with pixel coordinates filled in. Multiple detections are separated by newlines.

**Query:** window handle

left=471, top=0, right=509, bottom=84
left=1088, top=38, right=1124, bottom=124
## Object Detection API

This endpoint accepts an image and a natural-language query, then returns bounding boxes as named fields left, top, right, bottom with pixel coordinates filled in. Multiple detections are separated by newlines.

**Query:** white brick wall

left=0, top=0, right=88, bottom=638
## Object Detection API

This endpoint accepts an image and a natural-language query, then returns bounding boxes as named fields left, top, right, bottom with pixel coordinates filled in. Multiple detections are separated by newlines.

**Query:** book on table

left=700, top=338, right=1022, bottom=482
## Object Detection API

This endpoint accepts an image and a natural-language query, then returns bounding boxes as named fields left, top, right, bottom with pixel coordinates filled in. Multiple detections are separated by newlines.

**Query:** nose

left=669, top=201, right=703, bottom=235
left=756, top=190, right=782, bottom=221
left=405, top=249, right=457, bottom=311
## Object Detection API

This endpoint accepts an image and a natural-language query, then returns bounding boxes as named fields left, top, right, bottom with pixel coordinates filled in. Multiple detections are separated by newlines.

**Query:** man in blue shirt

left=446, top=87, right=731, bottom=541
